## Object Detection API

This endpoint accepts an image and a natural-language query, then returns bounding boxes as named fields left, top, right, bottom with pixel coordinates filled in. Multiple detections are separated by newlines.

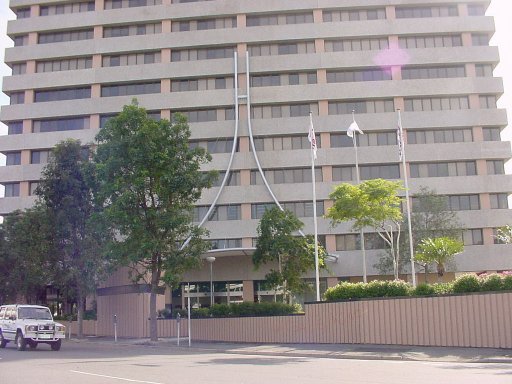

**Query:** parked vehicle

left=0, top=304, right=66, bottom=351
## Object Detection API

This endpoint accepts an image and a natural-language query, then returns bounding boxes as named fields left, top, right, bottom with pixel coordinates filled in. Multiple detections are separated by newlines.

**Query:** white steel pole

left=352, top=111, right=367, bottom=283
left=398, top=109, right=417, bottom=287
left=187, top=283, right=191, bottom=347
left=310, top=113, right=320, bottom=302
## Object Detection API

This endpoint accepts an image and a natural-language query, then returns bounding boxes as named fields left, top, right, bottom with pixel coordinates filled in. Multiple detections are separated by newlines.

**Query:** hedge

left=324, top=272, right=512, bottom=301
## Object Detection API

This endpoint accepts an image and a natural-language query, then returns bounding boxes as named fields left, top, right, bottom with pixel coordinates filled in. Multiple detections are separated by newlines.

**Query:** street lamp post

left=206, top=256, right=216, bottom=306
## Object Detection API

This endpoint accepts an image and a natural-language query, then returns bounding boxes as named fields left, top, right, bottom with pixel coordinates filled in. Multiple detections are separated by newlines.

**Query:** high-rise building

left=1, top=0, right=511, bottom=307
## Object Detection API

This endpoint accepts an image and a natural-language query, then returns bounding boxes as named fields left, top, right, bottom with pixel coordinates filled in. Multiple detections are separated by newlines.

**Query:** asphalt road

left=0, top=340, right=511, bottom=384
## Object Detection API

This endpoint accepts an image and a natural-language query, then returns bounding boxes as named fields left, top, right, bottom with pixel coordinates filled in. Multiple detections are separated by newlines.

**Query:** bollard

left=113, top=314, right=118, bottom=343
left=176, top=313, right=181, bottom=346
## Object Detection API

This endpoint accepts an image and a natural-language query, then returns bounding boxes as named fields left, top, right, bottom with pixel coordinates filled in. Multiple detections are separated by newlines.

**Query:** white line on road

left=70, top=370, right=165, bottom=384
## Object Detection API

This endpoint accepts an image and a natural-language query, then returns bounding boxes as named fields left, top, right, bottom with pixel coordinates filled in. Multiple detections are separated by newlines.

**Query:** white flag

left=308, top=113, right=317, bottom=160
left=397, top=116, right=404, bottom=161
left=347, top=119, right=363, bottom=138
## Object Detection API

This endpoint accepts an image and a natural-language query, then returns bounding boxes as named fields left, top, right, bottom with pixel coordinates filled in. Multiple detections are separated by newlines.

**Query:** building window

left=40, top=2, right=95, bottom=16
left=468, top=4, right=486, bottom=16
left=31, top=150, right=52, bottom=164
left=211, top=171, right=240, bottom=187
left=327, top=68, right=392, bottom=82
left=483, top=128, right=501, bottom=141
left=103, top=23, right=161, bottom=38
left=9, top=92, right=25, bottom=105
left=4, top=183, right=20, bottom=197
left=7, top=122, right=23, bottom=135
left=410, top=161, right=477, bottom=178
left=251, top=103, right=319, bottom=119
left=13, top=35, right=28, bottom=47
left=407, top=128, right=473, bottom=144
left=395, top=5, right=458, bottom=19
left=36, top=57, right=93, bottom=73
left=172, top=17, right=236, bottom=32
left=472, top=33, right=490, bottom=46
left=33, top=117, right=90, bottom=133
left=29, top=182, right=39, bottom=196
left=446, top=195, right=480, bottom=211
left=490, top=193, right=508, bottom=209
left=487, top=160, right=505, bottom=175
left=325, top=37, right=388, bottom=52
left=252, top=135, right=320, bottom=151
left=404, top=96, right=469, bottom=111
left=34, top=87, right=91, bottom=103
left=171, top=76, right=234, bottom=92
left=101, top=82, right=161, bottom=97
left=282, top=201, right=324, bottom=217
left=210, top=238, right=242, bottom=249
left=194, top=205, right=241, bottom=222
left=11, top=63, right=27, bottom=75
left=398, top=35, right=462, bottom=49
left=102, top=51, right=161, bottom=67
left=475, top=64, right=493, bottom=77
left=5, top=152, right=21, bottom=166
left=323, top=8, right=386, bottom=22
left=360, top=165, right=400, bottom=180
left=248, top=41, right=315, bottom=57
left=15, top=8, right=31, bottom=18
left=171, top=46, right=235, bottom=62
left=251, top=168, right=322, bottom=185
left=38, top=29, right=94, bottom=44
left=328, top=99, right=394, bottom=115
left=104, top=0, right=162, bottom=8
left=479, top=95, right=497, bottom=109
left=206, top=139, right=235, bottom=154
left=401, top=65, right=465, bottom=79
left=462, top=229, right=483, bottom=245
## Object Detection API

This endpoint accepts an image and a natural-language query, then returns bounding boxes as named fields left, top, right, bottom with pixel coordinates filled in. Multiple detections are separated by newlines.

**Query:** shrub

left=365, top=280, right=411, bottom=297
left=324, top=282, right=367, bottom=301
left=412, top=283, right=435, bottom=296
left=502, top=275, right=512, bottom=291
left=172, top=302, right=301, bottom=318
left=432, top=283, right=453, bottom=295
left=158, top=308, right=172, bottom=319
left=452, top=274, right=480, bottom=293
left=480, top=274, right=504, bottom=292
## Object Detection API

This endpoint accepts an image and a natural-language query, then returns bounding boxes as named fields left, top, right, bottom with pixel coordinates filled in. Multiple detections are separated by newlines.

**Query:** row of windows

left=104, top=0, right=162, bottom=9
left=103, top=23, right=161, bottom=38
left=102, top=52, right=161, bottom=67
left=171, top=77, right=234, bottom=92
left=476, top=64, right=494, bottom=77
left=407, top=128, right=473, bottom=144
left=251, top=202, right=324, bottom=220
left=171, top=47, right=235, bottom=62
left=181, top=108, right=235, bottom=123
left=398, top=35, right=462, bottom=49
left=325, top=38, right=389, bottom=52
left=246, top=12, right=313, bottom=27
left=251, top=168, right=323, bottom=185
left=212, top=171, right=240, bottom=187
left=332, top=165, right=400, bottom=182
left=404, top=96, right=469, bottom=112
left=251, top=72, right=317, bottom=87
left=331, top=132, right=397, bottom=148
left=190, top=138, right=236, bottom=154
left=251, top=103, right=318, bottom=119
left=36, top=57, right=93, bottom=73
left=40, top=2, right=95, bottom=16
left=32, top=117, right=90, bottom=133
left=11, top=63, right=26, bottom=75
left=401, top=66, right=466, bottom=80
left=395, top=5, right=458, bottom=19
left=194, top=205, right=241, bottom=222
left=328, top=100, right=394, bottom=115
left=480, top=95, right=497, bottom=109
left=101, top=82, right=161, bottom=97
left=252, top=135, right=320, bottom=152
left=323, top=8, right=386, bottom=22
left=9, top=92, right=24, bottom=105
left=38, top=29, right=93, bottom=44
left=172, top=17, right=236, bottom=32
left=410, top=161, right=477, bottom=178
left=34, top=87, right=91, bottom=103
left=327, top=68, right=391, bottom=83
left=248, top=42, right=315, bottom=57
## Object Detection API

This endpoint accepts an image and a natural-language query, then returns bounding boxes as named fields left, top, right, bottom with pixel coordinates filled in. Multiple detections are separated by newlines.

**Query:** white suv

left=0, top=304, right=66, bottom=351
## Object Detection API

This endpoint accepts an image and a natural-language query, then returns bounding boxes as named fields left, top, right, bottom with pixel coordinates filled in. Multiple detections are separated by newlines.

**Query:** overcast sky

left=0, top=1, right=511, bottom=136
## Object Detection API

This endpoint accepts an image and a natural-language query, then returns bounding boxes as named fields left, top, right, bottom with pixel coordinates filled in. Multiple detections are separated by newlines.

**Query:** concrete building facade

left=1, top=0, right=511, bottom=307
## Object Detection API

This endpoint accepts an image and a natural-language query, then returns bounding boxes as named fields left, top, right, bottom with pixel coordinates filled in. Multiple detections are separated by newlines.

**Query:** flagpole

left=309, top=112, right=321, bottom=301
left=351, top=111, right=367, bottom=284
left=398, top=109, right=417, bottom=287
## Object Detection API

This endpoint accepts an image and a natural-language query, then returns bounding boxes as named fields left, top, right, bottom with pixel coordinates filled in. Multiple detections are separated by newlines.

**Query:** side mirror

left=10, top=315, right=16, bottom=321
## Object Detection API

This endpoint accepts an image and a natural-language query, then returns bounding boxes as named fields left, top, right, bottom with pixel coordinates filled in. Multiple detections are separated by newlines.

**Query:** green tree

left=495, top=225, right=512, bottom=244
left=415, top=237, right=464, bottom=279
left=326, top=179, right=404, bottom=280
left=36, top=139, right=107, bottom=338
left=253, top=207, right=326, bottom=303
left=93, top=102, right=216, bottom=341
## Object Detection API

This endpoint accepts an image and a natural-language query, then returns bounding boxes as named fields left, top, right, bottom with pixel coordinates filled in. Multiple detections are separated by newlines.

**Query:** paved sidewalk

left=74, top=336, right=512, bottom=364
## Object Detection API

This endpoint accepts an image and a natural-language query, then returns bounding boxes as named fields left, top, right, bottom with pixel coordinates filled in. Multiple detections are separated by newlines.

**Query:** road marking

left=70, top=370, right=164, bottom=384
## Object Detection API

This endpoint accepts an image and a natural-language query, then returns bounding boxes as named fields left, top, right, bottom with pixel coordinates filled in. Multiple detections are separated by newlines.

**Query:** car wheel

left=16, top=331, right=27, bottom=351
left=0, top=332, right=7, bottom=348
left=29, top=341, right=38, bottom=349
left=51, top=339, right=61, bottom=351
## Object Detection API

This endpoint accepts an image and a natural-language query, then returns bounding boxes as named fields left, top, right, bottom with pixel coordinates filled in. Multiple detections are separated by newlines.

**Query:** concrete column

left=96, top=0, right=105, bottom=10
left=476, top=159, right=488, bottom=175
left=317, top=69, right=327, bottom=84
left=391, top=65, right=402, bottom=80
left=161, top=79, right=171, bottom=93
left=93, top=54, right=102, bottom=68
left=318, top=100, right=329, bottom=116
left=469, top=94, right=480, bottom=109
left=386, top=5, right=396, bottom=19
left=23, top=119, right=32, bottom=134
left=163, top=0, right=172, bottom=4
left=161, top=110, right=171, bottom=120
left=237, top=14, right=246, bottom=28
left=462, top=32, right=472, bottom=47
left=473, top=126, right=484, bottom=141
left=30, top=4, right=40, bottom=16
left=237, top=43, right=247, bottom=57
left=94, top=25, right=103, bottom=39
left=241, top=203, right=252, bottom=220
left=20, top=181, right=29, bottom=197
left=322, top=165, right=332, bottom=182
left=483, top=228, right=494, bottom=245
left=242, top=280, right=254, bottom=302
left=239, top=136, right=250, bottom=152
left=240, top=169, right=251, bottom=186
left=90, top=114, right=100, bottom=129
left=162, top=20, right=172, bottom=34
left=320, top=132, right=330, bottom=148
left=313, top=9, right=323, bottom=23
left=25, top=89, right=34, bottom=104
left=458, top=3, right=468, bottom=16
left=242, top=237, right=253, bottom=248
left=466, top=63, right=476, bottom=77
left=480, top=193, right=491, bottom=209
left=26, top=60, right=36, bottom=74
left=315, top=39, right=325, bottom=53
left=161, top=48, right=171, bottom=63
left=28, top=32, right=38, bottom=45
left=91, top=84, right=101, bottom=98
left=21, top=150, right=30, bottom=165
left=394, top=96, right=405, bottom=111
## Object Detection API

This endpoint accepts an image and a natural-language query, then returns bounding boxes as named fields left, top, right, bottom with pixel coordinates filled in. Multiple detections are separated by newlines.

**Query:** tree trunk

left=149, top=290, right=157, bottom=341
left=76, top=285, right=84, bottom=339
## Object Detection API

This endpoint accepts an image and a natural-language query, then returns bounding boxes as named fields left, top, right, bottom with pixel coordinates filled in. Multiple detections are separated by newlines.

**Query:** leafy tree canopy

left=415, top=237, right=464, bottom=277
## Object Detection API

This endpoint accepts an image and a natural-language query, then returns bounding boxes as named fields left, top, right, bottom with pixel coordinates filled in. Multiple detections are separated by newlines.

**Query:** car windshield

left=18, top=307, right=52, bottom=320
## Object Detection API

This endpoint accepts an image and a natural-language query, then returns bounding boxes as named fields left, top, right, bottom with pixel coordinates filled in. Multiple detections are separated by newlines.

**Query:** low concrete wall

left=96, top=292, right=512, bottom=348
